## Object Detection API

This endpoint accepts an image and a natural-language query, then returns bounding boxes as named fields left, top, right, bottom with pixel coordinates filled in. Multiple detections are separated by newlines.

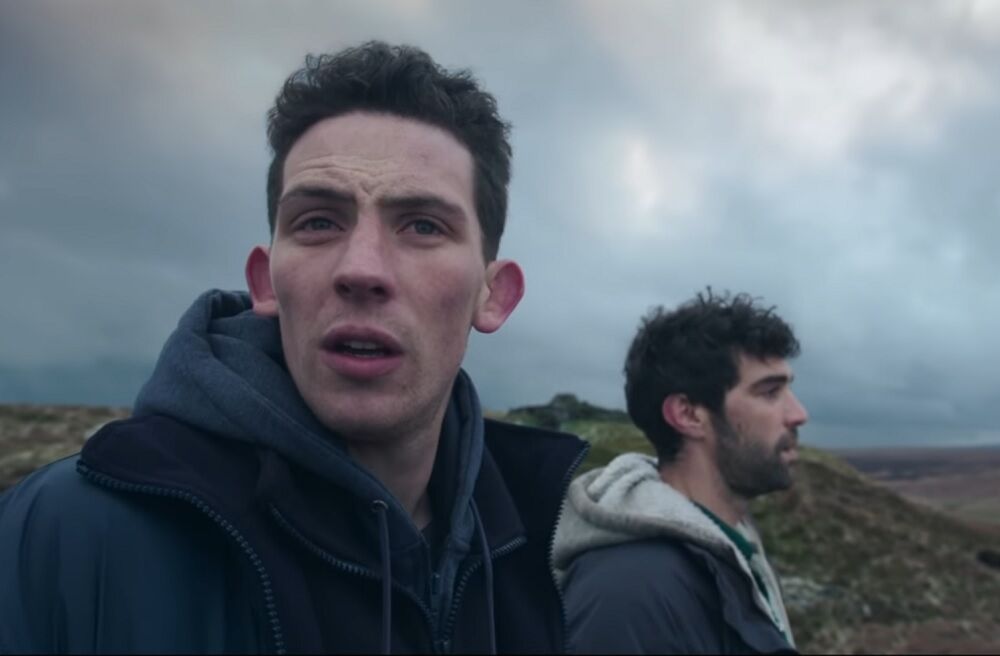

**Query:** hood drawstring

left=471, top=502, right=496, bottom=655
left=371, top=500, right=392, bottom=654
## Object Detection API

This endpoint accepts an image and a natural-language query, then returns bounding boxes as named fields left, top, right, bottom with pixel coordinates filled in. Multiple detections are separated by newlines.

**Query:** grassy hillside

left=751, top=450, right=1000, bottom=653
left=3, top=401, right=1000, bottom=653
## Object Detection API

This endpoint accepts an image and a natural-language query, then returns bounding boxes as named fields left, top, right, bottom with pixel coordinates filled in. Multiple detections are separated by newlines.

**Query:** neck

left=659, top=446, right=748, bottom=526
left=346, top=408, right=447, bottom=530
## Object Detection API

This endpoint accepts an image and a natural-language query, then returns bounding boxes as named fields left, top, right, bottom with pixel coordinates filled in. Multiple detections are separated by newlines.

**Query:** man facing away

left=553, top=291, right=809, bottom=654
left=0, top=42, right=588, bottom=654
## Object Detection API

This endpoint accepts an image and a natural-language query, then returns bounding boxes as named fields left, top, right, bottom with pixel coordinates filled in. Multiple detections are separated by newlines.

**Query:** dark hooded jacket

left=0, top=290, right=588, bottom=654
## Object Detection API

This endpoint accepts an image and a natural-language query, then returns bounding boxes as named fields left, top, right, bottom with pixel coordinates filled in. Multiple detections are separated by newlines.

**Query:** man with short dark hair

left=553, top=290, right=807, bottom=654
left=0, top=42, right=587, bottom=653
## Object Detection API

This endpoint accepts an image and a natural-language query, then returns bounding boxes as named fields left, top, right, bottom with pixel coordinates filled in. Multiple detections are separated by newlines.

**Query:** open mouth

left=334, top=340, right=395, bottom=358
left=321, top=329, right=404, bottom=379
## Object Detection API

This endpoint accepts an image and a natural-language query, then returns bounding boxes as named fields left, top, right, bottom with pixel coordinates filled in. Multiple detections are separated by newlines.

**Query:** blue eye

left=302, top=217, right=335, bottom=231
left=408, top=219, right=441, bottom=235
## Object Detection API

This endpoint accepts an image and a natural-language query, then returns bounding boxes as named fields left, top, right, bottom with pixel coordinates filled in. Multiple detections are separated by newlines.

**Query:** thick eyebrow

left=749, top=373, right=794, bottom=391
left=278, top=185, right=356, bottom=207
left=377, top=193, right=467, bottom=220
left=277, top=187, right=466, bottom=221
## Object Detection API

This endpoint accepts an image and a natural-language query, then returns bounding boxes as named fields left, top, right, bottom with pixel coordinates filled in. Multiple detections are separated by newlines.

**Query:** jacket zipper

left=438, top=535, right=528, bottom=651
left=267, top=505, right=441, bottom=651
left=76, top=462, right=287, bottom=654
left=546, top=443, right=590, bottom=651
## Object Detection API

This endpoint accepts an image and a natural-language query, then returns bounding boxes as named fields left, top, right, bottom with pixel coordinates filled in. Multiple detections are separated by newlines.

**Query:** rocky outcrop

left=506, top=393, right=629, bottom=429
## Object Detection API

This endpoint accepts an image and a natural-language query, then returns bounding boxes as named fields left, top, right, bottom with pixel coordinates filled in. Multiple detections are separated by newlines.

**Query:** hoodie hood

left=552, top=452, right=739, bottom=581
left=552, top=451, right=793, bottom=642
left=133, top=289, right=482, bottom=584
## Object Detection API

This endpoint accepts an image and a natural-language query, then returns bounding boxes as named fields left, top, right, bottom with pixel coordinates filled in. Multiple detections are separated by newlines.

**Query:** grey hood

left=552, top=451, right=793, bottom=641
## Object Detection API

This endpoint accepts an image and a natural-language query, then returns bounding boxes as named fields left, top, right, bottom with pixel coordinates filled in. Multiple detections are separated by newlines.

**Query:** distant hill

left=837, top=446, right=1000, bottom=527
left=2, top=400, right=1000, bottom=653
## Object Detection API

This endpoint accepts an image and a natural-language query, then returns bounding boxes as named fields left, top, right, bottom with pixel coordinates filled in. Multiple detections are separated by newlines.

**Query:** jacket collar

left=483, top=419, right=590, bottom=551
left=79, top=413, right=586, bottom=566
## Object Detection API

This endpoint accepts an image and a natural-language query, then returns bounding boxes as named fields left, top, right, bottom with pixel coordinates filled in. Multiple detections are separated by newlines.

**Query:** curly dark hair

left=265, top=41, right=512, bottom=261
left=624, top=289, right=801, bottom=463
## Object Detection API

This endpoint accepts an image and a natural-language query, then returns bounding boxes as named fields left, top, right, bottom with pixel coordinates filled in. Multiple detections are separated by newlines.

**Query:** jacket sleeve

left=562, top=540, right=725, bottom=654
left=0, top=457, right=92, bottom=653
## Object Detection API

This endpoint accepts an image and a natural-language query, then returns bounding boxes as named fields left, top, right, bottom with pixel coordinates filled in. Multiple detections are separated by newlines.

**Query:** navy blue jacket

left=0, top=415, right=586, bottom=653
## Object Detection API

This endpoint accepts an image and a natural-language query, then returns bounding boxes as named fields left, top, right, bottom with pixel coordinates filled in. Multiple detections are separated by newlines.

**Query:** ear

left=472, top=259, right=525, bottom=334
left=245, top=246, right=279, bottom=317
left=661, top=393, right=711, bottom=440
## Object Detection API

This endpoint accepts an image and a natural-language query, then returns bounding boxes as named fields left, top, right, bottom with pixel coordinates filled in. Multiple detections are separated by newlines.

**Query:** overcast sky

left=2, top=0, right=999, bottom=448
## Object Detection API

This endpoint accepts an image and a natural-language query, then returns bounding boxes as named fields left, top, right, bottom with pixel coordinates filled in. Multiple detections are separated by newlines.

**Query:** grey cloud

left=2, top=0, right=998, bottom=449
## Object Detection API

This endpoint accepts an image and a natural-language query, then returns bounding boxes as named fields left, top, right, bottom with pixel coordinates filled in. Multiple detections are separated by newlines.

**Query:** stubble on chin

left=717, top=429, right=797, bottom=499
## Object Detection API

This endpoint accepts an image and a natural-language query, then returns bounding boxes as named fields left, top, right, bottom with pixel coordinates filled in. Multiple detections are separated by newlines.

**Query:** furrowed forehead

left=280, top=115, right=474, bottom=200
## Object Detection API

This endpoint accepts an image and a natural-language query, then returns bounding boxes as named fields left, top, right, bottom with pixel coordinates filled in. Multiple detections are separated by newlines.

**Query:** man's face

left=246, top=111, right=522, bottom=441
left=712, top=354, right=809, bottom=499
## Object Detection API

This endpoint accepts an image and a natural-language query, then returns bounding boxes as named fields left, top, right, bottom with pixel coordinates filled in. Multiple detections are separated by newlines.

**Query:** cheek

left=270, top=257, right=313, bottom=314
left=413, top=271, right=483, bottom=371
left=727, top=403, right=773, bottom=438
left=421, top=262, right=485, bottom=326
left=270, top=263, right=320, bottom=351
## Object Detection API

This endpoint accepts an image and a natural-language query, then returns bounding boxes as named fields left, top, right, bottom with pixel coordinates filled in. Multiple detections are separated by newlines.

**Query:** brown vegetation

left=0, top=404, right=128, bottom=491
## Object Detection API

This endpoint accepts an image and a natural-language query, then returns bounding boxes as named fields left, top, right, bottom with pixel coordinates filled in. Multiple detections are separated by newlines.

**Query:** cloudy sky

left=2, top=0, right=999, bottom=448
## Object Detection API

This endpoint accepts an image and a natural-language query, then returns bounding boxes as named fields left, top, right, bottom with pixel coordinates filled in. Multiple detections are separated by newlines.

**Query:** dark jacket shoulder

left=563, top=538, right=795, bottom=654
left=0, top=452, right=258, bottom=653
left=1, top=415, right=588, bottom=654
left=563, top=539, right=724, bottom=654
left=484, top=419, right=586, bottom=521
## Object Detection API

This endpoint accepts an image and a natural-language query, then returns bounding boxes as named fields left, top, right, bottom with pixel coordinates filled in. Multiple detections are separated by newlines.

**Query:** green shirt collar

left=693, top=503, right=786, bottom=639
left=693, top=502, right=758, bottom=562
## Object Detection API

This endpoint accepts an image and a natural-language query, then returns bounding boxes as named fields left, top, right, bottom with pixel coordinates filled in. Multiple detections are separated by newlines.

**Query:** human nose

left=786, top=392, right=809, bottom=428
left=332, top=217, right=394, bottom=302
